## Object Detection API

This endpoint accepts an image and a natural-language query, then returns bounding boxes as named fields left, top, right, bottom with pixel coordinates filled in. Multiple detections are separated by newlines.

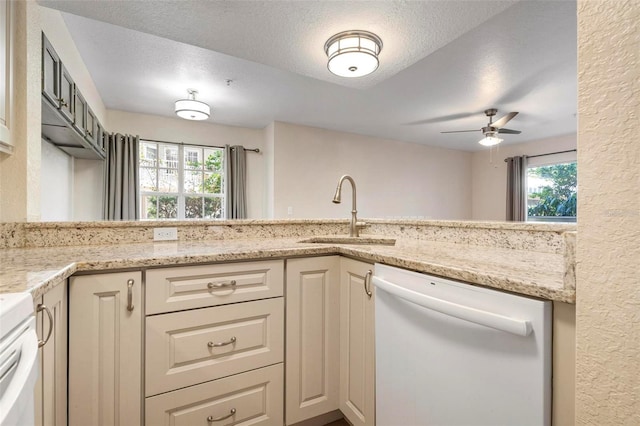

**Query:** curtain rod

left=503, top=149, right=576, bottom=162
left=141, top=138, right=260, bottom=153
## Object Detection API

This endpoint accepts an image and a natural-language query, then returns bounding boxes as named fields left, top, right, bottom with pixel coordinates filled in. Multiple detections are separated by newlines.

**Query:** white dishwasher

left=373, top=264, right=551, bottom=426
left=0, top=293, right=39, bottom=426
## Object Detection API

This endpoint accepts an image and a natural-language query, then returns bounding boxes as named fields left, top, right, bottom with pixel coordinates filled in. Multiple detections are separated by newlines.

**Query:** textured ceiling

left=38, top=0, right=518, bottom=89
left=41, top=0, right=577, bottom=151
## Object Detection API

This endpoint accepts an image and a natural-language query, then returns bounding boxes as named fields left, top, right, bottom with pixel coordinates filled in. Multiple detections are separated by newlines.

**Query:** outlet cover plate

left=154, top=227, right=178, bottom=241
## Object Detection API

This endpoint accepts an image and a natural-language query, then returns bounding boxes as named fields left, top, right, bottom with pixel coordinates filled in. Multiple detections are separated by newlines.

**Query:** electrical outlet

left=154, top=227, right=178, bottom=241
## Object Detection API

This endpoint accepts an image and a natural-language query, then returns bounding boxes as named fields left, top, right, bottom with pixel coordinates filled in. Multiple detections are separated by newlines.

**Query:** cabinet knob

left=207, top=408, right=236, bottom=422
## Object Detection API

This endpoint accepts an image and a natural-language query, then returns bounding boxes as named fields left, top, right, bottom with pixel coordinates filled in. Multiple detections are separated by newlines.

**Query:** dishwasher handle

left=372, top=276, right=532, bottom=337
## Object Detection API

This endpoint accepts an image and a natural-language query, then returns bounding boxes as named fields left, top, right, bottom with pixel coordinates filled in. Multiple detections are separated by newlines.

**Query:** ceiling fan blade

left=440, top=129, right=480, bottom=134
left=497, top=128, right=522, bottom=134
left=492, top=111, right=519, bottom=128
left=405, top=112, right=478, bottom=126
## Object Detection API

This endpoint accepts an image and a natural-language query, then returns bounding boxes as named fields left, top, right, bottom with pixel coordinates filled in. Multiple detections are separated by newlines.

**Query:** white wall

left=107, top=110, right=266, bottom=219
left=271, top=122, right=473, bottom=220
left=470, top=134, right=577, bottom=221
left=40, top=140, right=73, bottom=220
left=73, top=159, right=104, bottom=221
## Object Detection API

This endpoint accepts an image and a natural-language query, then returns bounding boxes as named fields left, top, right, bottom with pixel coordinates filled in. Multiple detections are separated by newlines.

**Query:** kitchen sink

left=298, top=235, right=396, bottom=246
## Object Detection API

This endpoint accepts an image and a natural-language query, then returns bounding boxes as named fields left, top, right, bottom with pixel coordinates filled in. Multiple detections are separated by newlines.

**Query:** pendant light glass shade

left=324, top=30, right=383, bottom=78
left=175, top=89, right=210, bottom=120
left=478, top=135, right=504, bottom=146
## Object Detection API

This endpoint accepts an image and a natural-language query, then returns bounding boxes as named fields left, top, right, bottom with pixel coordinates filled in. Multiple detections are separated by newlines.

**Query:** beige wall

left=0, top=0, right=41, bottom=221
left=576, top=0, right=640, bottom=423
left=471, top=134, right=577, bottom=221
left=271, top=122, right=472, bottom=220
left=262, top=122, right=275, bottom=218
left=107, top=109, right=266, bottom=219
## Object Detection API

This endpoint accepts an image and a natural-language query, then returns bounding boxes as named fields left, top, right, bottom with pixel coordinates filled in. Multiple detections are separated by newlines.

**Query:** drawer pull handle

left=127, top=279, right=135, bottom=312
left=364, top=270, right=373, bottom=299
left=207, top=408, right=236, bottom=422
left=207, top=280, right=237, bottom=289
left=208, top=336, right=236, bottom=348
left=37, top=304, right=54, bottom=348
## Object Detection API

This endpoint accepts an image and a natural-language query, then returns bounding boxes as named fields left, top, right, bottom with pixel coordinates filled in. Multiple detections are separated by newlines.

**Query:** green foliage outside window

left=528, top=162, right=577, bottom=217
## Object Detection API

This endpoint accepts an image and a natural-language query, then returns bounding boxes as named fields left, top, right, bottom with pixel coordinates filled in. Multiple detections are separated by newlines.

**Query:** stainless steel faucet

left=332, top=175, right=365, bottom=237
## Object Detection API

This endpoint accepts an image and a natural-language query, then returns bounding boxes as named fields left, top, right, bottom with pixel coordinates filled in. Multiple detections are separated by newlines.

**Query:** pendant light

left=175, top=89, right=210, bottom=120
left=324, top=30, right=383, bottom=78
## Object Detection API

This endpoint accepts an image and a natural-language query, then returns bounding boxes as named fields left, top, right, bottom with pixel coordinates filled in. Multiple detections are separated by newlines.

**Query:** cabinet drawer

left=146, top=260, right=284, bottom=314
left=145, top=297, right=284, bottom=396
left=145, top=364, right=283, bottom=426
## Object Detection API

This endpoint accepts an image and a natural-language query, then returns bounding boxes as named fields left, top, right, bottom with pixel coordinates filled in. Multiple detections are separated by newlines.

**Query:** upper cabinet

left=41, top=32, right=106, bottom=160
left=0, top=0, right=14, bottom=154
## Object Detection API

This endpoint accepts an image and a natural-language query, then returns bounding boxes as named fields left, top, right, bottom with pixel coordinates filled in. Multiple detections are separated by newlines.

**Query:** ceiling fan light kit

left=324, top=30, right=383, bottom=78
left=478, top=135, right=504, bottom=146
left=175, top=89, right=211, bottom=120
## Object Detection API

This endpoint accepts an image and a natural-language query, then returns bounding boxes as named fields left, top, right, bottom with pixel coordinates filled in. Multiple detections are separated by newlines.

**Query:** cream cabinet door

left=285, top=256, right=341, bottom=424
left=340, top=258, right=375, bottom=426
left=42, top=283, right=68, bottom=426
left=68, top=272, right=142, bottom=426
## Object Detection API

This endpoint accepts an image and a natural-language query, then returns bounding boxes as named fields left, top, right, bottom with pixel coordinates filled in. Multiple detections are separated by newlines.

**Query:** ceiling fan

left=441, top=108, right=521, bottom=146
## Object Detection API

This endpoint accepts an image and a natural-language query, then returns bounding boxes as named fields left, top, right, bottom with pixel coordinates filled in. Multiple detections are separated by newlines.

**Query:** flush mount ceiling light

left=478, top=133, right=504, bottom=146
left=175, top=89, right=210, bottom=121
left=324, top=30, right=383, bottom=78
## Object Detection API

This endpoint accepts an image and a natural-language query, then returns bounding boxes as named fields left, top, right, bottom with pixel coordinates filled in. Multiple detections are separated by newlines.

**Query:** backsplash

left=0, top=219, right=575, bottom=254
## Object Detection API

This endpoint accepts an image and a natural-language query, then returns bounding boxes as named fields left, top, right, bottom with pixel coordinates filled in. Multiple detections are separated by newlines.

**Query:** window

left=526, top=153, right=577, bottom=222
left=139, top=141, right=225, bottom=219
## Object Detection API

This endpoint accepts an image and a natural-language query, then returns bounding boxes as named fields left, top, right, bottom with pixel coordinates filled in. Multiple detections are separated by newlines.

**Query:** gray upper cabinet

left=41, top=34, right=60, bottom=108
left=58, top=64, right=74, bottom=123
left=41, top=32, right=105, bottom=160
left=85, top=107, right=96, bottom=145
left=72, top=86, right=86, bottom=137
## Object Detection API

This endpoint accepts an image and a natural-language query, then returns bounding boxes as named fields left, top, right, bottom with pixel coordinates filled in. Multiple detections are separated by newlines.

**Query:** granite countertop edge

left=1, top=238, right=575, bottom=304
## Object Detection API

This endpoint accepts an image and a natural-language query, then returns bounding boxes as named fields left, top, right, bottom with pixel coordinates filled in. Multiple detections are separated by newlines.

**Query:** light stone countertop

left=0, top=236, right=575, bottom=303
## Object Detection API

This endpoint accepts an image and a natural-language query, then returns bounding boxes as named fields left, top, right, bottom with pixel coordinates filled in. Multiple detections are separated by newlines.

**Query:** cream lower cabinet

left=34, top=282, right=67, bottom=426
left=68, top=271, right=143, bottom=426
left=340, top=258, right=375, bottom=426
left=145, top=260, right=285, bottom=426
left=146, top=363, right=284, bottom=425
left=285, top=256, right=341, bottom=424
